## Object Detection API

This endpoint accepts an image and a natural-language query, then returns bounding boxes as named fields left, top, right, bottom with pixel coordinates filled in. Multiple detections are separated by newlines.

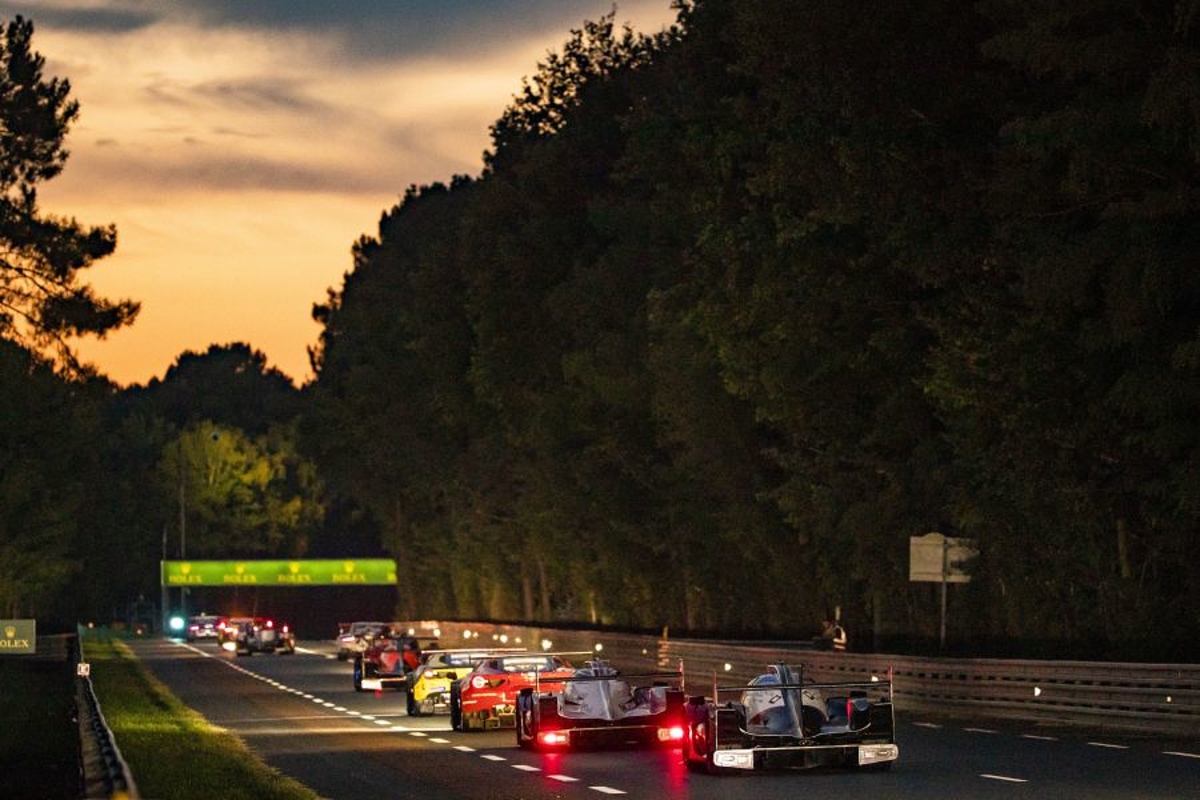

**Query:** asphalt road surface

left=122, top=638, right=1200, bottom=799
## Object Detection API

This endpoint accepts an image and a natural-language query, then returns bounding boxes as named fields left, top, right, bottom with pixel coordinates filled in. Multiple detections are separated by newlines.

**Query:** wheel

left=352, top=656, right=364, bottom=691
left=406, top=689, right=419, bottom=716
left=449, top=682, right=463, bottom=730
left=516, top=689, right=538, bottom=750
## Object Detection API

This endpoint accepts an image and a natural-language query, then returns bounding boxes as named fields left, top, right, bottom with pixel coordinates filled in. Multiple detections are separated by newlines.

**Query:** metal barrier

left=403, top=620, right=1200, bottom=736
left=73, top=631, right=140, bottom=800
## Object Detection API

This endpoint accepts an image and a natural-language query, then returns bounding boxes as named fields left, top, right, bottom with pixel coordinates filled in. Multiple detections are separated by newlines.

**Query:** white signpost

left=909, top=533, right=977, bottom=651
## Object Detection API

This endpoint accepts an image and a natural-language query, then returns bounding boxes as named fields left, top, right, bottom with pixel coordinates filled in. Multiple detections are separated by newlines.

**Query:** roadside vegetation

left=81, top=635, right=319, bottom=800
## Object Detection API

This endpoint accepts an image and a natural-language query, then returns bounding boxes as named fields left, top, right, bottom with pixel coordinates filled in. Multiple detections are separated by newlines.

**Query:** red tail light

left=537, top=731, right=569, bottom=747
left=265, top=619, right=275, bottom=628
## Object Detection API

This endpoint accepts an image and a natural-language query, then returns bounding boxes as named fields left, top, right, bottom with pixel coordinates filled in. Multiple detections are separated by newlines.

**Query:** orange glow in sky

left=15, top=1, right=678, bottom=386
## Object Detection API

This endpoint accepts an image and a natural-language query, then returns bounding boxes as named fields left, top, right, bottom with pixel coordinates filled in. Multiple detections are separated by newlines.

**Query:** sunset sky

left=3, top=0, right=678, bottom=387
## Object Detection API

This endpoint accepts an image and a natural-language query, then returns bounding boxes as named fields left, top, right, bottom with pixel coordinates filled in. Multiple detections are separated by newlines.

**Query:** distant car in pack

left=450, top=652, right=578, bottom=732
left=221, top=617, right=296, bottom=656
left=185, top=614, right=222, bottom=642
left=335, top=621, right=389, bottom=661
left=353, top=632, right=436, bottom=692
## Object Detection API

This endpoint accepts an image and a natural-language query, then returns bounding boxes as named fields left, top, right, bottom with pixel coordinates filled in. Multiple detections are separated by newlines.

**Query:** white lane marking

left=360, top=714, right=376, bottom=720
left=981, top=774, right=1028, bottom=783
left=429, top=737, right=450, bottom=743
left=481, top=754, right=506, bottom=762
left=373, top=719, right=392, bottom=726
left=454, top=746, right=476, bottom=753
left=408, top=731, right=428, bottom=737
left=512, top=765, right=541, bottom=772
left=332, top=706, right=347, bottom=712
left=912, top=722, right=942, bottom=729
left=965, top=727, right=998, bottom=734
left=590, top=788, right=626, bottom=796
left=549, top=774, right=579, bottom=783
left=1022, top=734, right=1058, bottom=741
left=311, top=698, right=325, bottom=704
left=346, top=710, right=362, bottom=716
left=1088, top=742, right=1128, bottom=750
left=1165, top=750, right=1200, bottom=759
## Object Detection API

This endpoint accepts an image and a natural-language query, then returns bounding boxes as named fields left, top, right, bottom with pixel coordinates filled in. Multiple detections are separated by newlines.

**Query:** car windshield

left=489, top=656, right=566, bottom=673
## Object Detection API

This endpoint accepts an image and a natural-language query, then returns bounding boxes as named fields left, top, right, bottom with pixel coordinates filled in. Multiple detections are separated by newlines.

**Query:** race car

left=353, top=632, right=429, bottom=692
left=403, top=648, right=522, bottom=715
left=514, top=658, right=687, bottom=750
left=220, top=617, right=296, bottom=656
left=335, top=620, right=388, bottom=661
left=449, top=652, right=580, bottom=732
left=681, top=663, right=898, bottom=774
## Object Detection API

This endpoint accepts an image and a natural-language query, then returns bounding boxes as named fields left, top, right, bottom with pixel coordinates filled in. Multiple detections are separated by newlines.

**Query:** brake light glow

left=537, top=731, right=569, bottom=747
left=265, top=619, right=275, bottom=628
left=657, top=726, right=686, bottom=742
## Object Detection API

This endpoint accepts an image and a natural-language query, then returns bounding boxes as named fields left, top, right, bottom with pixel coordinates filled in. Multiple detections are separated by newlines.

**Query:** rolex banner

left=161, top=559, right=397, bottom=587
left=0, top=619, right=35, bottom=654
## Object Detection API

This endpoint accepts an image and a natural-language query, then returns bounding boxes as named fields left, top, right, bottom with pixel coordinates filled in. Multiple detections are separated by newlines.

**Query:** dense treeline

left=2, top=4, right=1198, bottom=660
left=303, top=1, right=1200, bottom=659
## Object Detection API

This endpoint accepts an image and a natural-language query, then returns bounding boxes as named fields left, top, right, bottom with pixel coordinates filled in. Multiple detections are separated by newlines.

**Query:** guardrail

left=72, top=630, right=140, bottom=800
left=399, top=620, right=1200, bottom=736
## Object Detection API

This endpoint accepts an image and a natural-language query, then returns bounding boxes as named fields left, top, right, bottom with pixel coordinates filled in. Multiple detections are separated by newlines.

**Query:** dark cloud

left=0, top=2, right=158, bottom=34
left=7, top=1, right=675, bottom=64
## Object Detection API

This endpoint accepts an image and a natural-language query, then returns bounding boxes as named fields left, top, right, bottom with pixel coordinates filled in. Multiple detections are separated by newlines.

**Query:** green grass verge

left=82, top=636, right=320, bottom=800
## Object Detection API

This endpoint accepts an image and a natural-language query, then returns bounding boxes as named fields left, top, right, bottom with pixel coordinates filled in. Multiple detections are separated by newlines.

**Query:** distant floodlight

left=541, top=639, right=553, bottom=651
left=433, top=628, right=441, bottom=637
left=169, top=616, right=185, bottom=632
left=594, top=643, right=604, bottom=652
left=463, top=630, right=473, bottom=639
left=499, top=634, right=509, bottom=644
left=1033, top=686, right=1042, bottom=697
left=724, top=663, right=733, bottom=672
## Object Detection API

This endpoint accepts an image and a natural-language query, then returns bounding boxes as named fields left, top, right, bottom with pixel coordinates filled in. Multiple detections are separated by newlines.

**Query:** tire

left=449, top=682, right=463, bottom=731
left=406, top=689, right=419, bottom=716
left=352, top=656, right=364, bottom=692
left=516, top=689, right=538, bottom=750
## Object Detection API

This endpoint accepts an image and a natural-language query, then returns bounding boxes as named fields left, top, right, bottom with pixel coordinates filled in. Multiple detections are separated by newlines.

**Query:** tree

left=0, top=16, right=138, bottom=372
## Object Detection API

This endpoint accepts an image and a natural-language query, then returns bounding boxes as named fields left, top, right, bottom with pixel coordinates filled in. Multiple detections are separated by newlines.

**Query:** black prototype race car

left=515, top=659, right=687, bottom=750
left=682, top=663, right=898, bottom=774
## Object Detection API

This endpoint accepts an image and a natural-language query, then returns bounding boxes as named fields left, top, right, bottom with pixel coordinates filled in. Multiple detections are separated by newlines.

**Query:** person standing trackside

left=831, top=621, right=847, bottom=652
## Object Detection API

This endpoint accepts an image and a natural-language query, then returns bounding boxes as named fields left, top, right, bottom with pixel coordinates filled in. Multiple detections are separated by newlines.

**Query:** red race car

left=449, top=652, right=582, bottom=732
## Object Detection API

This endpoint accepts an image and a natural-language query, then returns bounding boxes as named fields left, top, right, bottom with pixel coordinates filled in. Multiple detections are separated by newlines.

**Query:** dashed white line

left=429, top=737, right=450, bottom=743
left=480, top=754, right=506, bottom=762
left=981, top=774, right=1028, bottom=783
left=590, top=788, right=626, bottom=796
left=965, top=727, right=998, bottom=734
left=454, top=746, right=476, bottom=753
left=512, top=765, right=541, bottom=773
left=408, top=731, right=428, bottom=737
left=1022, top=734, right=1058, bottom=741
left=373, top=719, right=391, bottom=726
left=549, top=775, right=579, bottom=783
left=913, top=722, right=942, bottom=729
left=1088, top=742, right=1128, bottom=750
left=1165, top=750, right=1200, bottom=759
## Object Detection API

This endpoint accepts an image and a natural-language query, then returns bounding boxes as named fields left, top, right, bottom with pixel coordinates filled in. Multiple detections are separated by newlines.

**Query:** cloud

left=14, top=0, right=680, bottom=385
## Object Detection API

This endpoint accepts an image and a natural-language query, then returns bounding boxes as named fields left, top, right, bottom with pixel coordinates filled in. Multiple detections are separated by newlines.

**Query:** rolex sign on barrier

left=0, top=619, right=35, bottom=654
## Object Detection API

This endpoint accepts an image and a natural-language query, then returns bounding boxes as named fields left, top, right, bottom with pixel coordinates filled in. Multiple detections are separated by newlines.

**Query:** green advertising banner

left=161, top=559, right=397, bottom=587
left=0, top=619, right=36, bottom=654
